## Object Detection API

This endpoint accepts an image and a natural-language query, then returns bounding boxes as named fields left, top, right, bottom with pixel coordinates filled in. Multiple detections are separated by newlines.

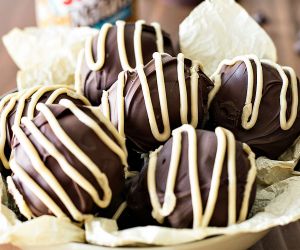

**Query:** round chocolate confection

left=75, top=20, right=175, bottom=105
left=101, top=53, right=214, bottom=153
left=209, top=55, right=300, bottom=159
left=126, top=124, right=257, bottom=228
left=7, top=100, right=127, bottom=221
left=0, top=85, right=91, bottom=173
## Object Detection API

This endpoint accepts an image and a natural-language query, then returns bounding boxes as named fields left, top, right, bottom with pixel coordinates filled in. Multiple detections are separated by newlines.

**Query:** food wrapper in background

left=2, top=27, right=97, bottom=91
left=179, top=0, right=277, bottom=76
left=35, top=0, right=132, bottom=28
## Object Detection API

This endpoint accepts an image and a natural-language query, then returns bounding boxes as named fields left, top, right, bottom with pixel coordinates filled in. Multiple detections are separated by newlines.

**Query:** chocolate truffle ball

left=0, top=85, right=90, bottom=172
left=75, top=20, right=175, bottom=105
left=101, top=53, right=214, bottom=153
left=126, top=124, right=257, bottom=228
left=209, top=55, right=300, bottom=159
left=8, top=99, right=127, bottom=221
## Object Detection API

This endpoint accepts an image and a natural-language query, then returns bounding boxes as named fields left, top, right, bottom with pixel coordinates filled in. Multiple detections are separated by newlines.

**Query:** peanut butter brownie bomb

left=101, top=53, right=214, bottom=153
left=0, top=85, right=90, bottom=172
left=7, top=100, right=127, bottom=221
left=75, top=20, right=175, bottom=105
left=126, top=124, right=256, bottom=228
left=209, top=55, right=300, bottom=159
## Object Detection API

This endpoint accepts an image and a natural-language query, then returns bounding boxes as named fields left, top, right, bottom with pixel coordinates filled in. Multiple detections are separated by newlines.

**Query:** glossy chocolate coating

left=6, top=91, right=87, bottom=146
left=11, top=104, right=125, bottom=219
left=209, top=61, right=300, bottom=159
left=107, top=54, right=214, bottom=152
left=0, top=90, right=88, bottom=177
left=126, top=129, right=256, bottom=228
left=80, top=23, right=175, bottom=105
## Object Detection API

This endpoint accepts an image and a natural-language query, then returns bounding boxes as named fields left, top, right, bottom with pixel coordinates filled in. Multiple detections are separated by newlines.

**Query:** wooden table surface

left=0, top=0, right=300, bottom=249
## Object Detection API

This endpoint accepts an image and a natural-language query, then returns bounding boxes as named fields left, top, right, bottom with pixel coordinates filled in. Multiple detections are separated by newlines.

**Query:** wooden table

left=0, top=0, right=300, bottom=249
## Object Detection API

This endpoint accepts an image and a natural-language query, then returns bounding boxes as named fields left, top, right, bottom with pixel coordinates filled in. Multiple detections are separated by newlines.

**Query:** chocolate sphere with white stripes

left=8, top=100, right=127, bottom=221
left=0, top=85, right=91, bottom=173
left=101, top=53, right=214, bottom=153
left=75, top=20, right=175, bottom=105
left=209, top=55, right=300, bottom=159
left=126, top=125, right=257, bottom=228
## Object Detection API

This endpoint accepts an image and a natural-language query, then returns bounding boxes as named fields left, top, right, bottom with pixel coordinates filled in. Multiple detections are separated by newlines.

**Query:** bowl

left=20, top=230, right=268, bottom=250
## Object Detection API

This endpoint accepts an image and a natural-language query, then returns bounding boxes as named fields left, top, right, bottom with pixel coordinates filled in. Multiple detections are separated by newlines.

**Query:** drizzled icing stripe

left=12, top=122, right=87, bottom=221
left=14, top=85, right=42, bottom=126
left=103, top=52, right=200, bottom=142
left=36, top=103, right=112, bottom=208
left=27, top=85, right=91, bottom=120
left=209, top=55, right=298, bottom=130
left=177, top=53, right=199, bottom=127
left=75, top=20, right=165, bottom=94
left=101, top=90, right=110, bottom=120
left=0, top=85, right=91, bottom=169
left=85, top=23, right=113, bottom=71
left=7, top=176, right=33, bottom=219
left=238, top=143, right=256, bottom=222
left=85, top=104, right=130, bottom=177
left=147, top=124, right=256, bottom=228
left=0, top=93, right=19, bottom=169
left=9, top=99, right=127, bottom=221
left=10, top=157, right=68, bottom=219
left=58, top=99, right=127, bottom=166
left=85, top=105, right=127, bottom=156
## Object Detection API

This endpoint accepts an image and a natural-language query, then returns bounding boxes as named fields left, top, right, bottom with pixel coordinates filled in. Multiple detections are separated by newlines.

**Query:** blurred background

left=0, top=0, right=300, bottom=94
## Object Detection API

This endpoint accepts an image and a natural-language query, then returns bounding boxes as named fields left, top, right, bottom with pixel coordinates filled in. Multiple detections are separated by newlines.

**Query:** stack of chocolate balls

left=4, top=20, right=299, bottom=231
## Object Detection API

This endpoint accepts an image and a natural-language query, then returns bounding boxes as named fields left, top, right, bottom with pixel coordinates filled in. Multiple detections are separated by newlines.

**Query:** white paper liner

left=2, top=27, right=97, bottom=91
left=254, top=135, right=300, bottom=186
left=179, top=0, right=277, bottom=76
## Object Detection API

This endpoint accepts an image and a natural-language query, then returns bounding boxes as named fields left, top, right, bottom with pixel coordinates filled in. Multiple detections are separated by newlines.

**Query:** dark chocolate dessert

left=101, top=53, right=214, bottom=153
left=0, top=85, right=91, bottom=172
left=75, top=20, right=175, bottom=105
left=126, top=124, right=257, bottom=228
left=8, top=100, right=127, bottom=221
left=209, top=55, right=300, bottom=159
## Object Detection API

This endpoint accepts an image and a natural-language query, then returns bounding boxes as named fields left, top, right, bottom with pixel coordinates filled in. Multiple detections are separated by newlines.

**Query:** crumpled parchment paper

left=2, top=27, right=97, bottom=91
left=179, top=0, right=277, bottom=76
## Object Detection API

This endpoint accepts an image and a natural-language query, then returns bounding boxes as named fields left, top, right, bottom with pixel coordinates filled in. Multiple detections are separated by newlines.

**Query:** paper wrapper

left=2, top=27, right=97, bottom=91
left=179, top=0, right=277, bottom=76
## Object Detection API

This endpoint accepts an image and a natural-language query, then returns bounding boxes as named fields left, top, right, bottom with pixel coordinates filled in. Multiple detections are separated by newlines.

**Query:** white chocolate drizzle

left=0, top=85, right=91, bottom=169
left=9, top=99, right=127, bottom=221
left=209, top=55, right=298, bottom=130
left=0, top=93, right=20, bottom=169
left=147, top=124, right=256, bottom=228
left=75, top=20, right=165, bottom=94
left=7, top=176, right=33, bottom=219
left=101, top=52, right=201, bottom=143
